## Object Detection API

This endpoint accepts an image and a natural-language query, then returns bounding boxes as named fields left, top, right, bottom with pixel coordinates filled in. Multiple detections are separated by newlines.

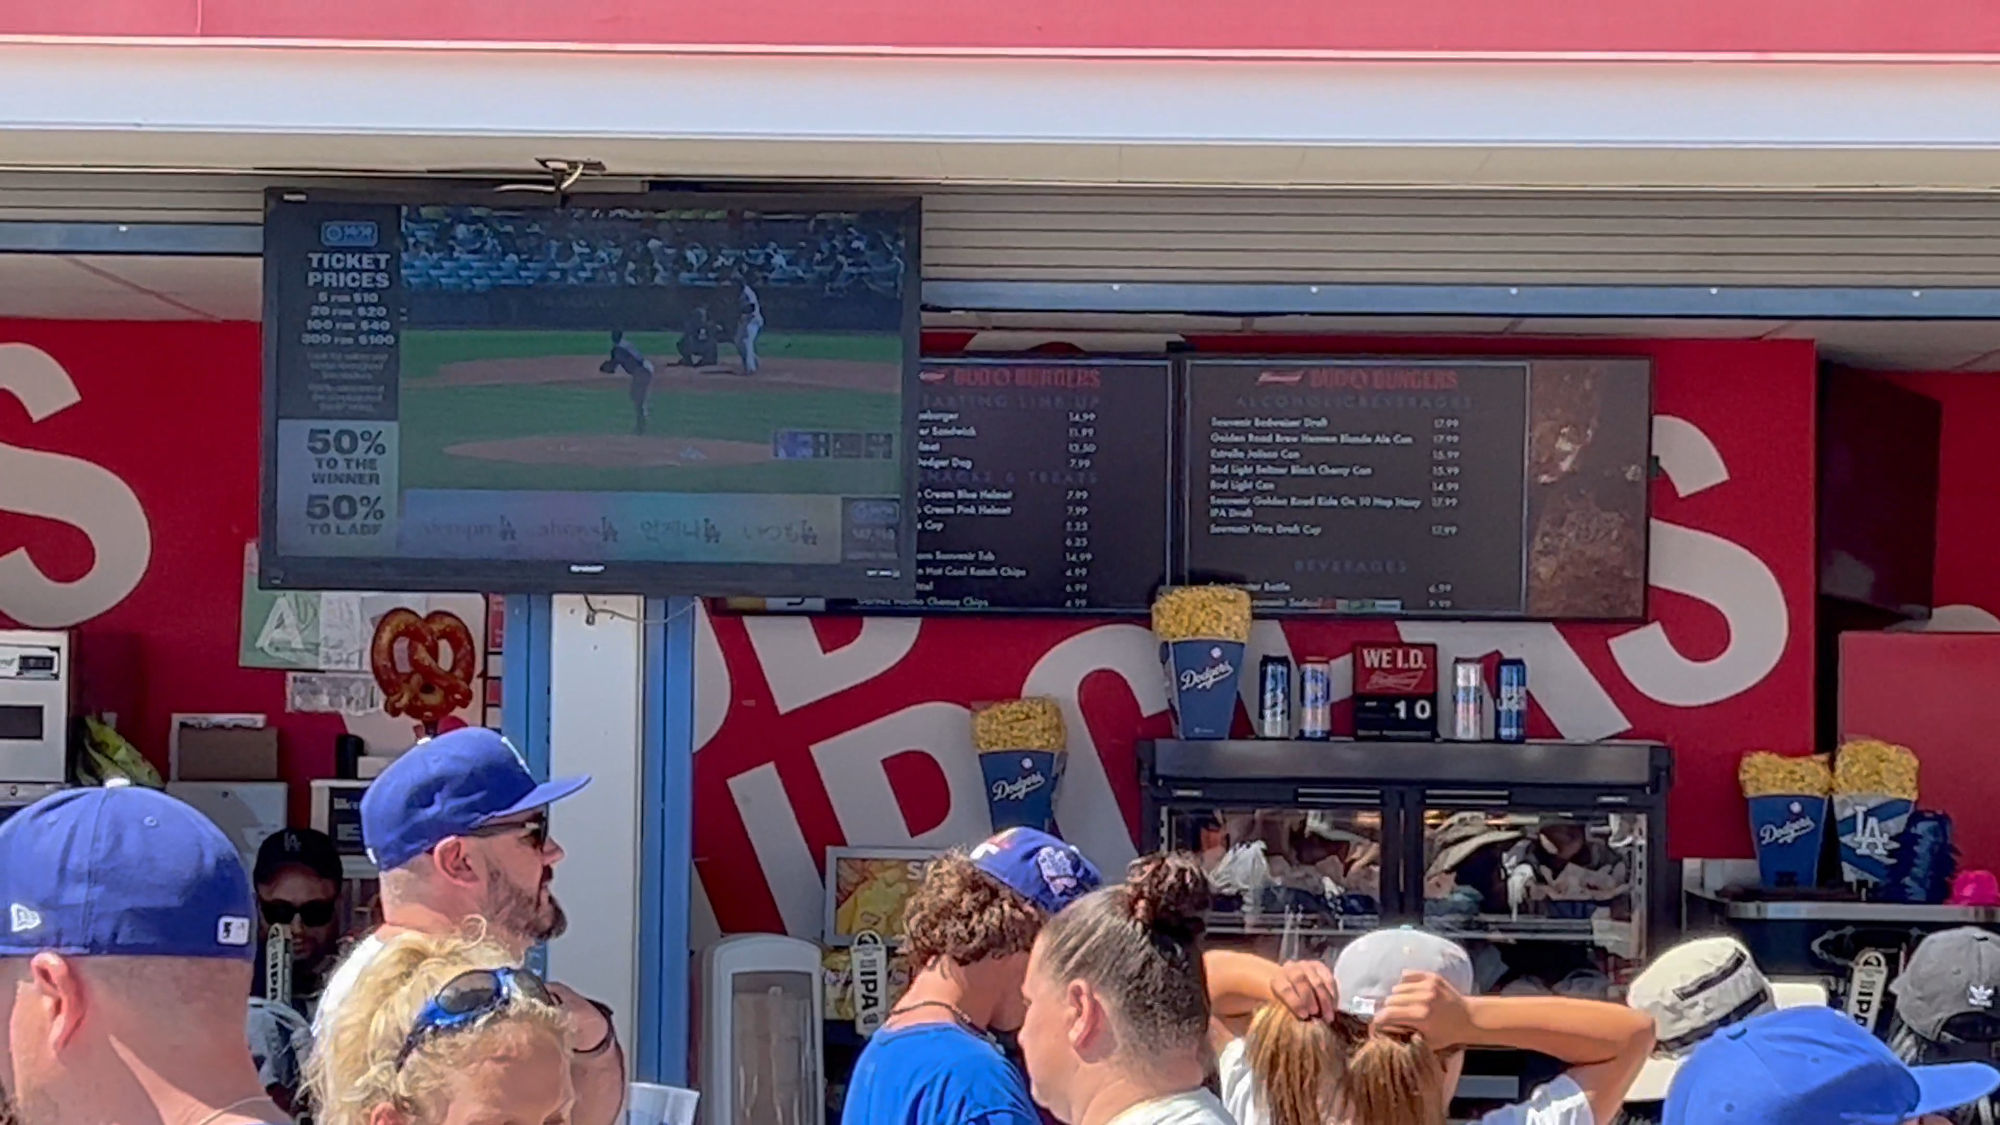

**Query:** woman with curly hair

left=841, top=827, right=1102, bottom=1125
left=307, top=928, right=573, bottom=1125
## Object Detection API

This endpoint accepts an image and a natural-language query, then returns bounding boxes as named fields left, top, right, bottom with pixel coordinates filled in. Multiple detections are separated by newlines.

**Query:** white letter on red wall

left=0, top=344, right=151, bottom=628
left=1609, top=415, right=1788, bottom=707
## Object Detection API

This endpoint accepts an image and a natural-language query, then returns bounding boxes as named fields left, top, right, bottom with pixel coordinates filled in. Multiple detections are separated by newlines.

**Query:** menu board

left=877, top=358, right=1172, bottom=611
left=1181, top=357, right=1649, bottom=618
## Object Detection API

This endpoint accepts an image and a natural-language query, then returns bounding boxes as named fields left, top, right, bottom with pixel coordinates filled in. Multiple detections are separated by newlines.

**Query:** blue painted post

left=502, top=594, right=554, bottom=978
left=637, top=595, right=697, bottom=1085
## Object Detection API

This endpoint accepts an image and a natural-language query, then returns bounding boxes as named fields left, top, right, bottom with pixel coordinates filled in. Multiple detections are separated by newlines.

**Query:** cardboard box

left=175, top=727, right=279, bottom=781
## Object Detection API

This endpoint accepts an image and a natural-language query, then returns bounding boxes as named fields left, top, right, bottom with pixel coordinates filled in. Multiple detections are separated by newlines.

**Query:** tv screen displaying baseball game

left=260, top=189, right=919, bottom=596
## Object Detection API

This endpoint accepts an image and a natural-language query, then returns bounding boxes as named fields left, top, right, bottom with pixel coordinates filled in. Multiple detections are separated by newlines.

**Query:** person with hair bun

left=1015, top=851, right=1230, bottom=1125
left=842, top=827, right=1103, bottom=1125
left=307, top=929, right=574, bottom=1125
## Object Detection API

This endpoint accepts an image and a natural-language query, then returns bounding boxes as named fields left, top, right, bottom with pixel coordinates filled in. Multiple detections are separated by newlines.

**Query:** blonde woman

left=309, top=930, right=575, bottom=1125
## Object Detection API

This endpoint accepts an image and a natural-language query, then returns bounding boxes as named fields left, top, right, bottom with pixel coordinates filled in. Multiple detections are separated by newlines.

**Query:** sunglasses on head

left=261, top=898, right=338, bottom=927
left=466, top=812, right=550, bottom=852
left=396, top=967, right=554, bottom=1070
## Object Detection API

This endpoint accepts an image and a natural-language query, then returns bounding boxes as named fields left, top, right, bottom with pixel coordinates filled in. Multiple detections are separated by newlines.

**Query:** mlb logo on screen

left=217, top=916, right=252, bottom=946
left=320, top=221, right=379, bottom=249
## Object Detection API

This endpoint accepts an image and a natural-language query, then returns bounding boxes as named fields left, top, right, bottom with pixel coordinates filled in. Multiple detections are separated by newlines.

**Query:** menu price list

left=267, top=202, right=407, bottom=557
left=859, top=359, right=1172, bottom=612
left=1182, top=359, right=1531, bottom=615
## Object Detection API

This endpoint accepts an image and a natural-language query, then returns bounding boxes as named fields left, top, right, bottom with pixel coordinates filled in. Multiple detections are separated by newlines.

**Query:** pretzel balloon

left=369, top=608, right=478, bottom=736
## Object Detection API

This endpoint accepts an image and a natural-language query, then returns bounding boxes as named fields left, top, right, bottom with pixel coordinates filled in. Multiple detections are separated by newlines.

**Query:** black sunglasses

left=261, top=898, right=338, bottom=927
left=466, top=812, right=551, bottom=852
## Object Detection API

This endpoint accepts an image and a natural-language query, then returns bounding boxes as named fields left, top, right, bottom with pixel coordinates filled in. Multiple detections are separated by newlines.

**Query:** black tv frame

left=258, top=185, right=922, bottom=598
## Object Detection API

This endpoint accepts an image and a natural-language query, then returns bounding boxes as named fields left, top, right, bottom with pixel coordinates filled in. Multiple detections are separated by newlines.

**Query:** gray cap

left=1333, top=927, right=1476, bottom=1018
left=1892, top=927, right=2000, bottom=1042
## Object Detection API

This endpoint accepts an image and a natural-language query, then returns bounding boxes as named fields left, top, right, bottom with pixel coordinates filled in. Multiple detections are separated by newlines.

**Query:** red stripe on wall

left=6, top=0, right=2000, bottom=56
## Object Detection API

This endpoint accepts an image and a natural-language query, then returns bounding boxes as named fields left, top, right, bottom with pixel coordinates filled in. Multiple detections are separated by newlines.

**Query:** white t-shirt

left=1215, top=1039, right=1594, bottom=1125
left=1106, top=1090, right=1235, bottom=1125
left=1472, top=1076, right=1593, bottom=1125
left=1217, top=1038, right=1268, bottom=1125
left=311, top=931, right=385, bottom=1036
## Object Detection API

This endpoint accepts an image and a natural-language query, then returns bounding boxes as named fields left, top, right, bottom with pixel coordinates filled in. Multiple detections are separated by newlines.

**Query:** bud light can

left=1451, top=658, right=1485, bottom=741
left=1258, top=656, right=1293, bottom=739
left=1495, top=658, right=1528, bottom=744
left=1299, top=659, right=1333, bottom=740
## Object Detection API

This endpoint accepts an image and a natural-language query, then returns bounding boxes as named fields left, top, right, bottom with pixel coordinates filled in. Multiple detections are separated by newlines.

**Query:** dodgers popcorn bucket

left=1165, top=639, right=1247, bottom=739
left=1748, top=794, right=1827, bottom=889
left=980, top=750, right=1066, bottom=833
left=1152, top=586, right=1253, bottom=741
left=971, top=699, right=1068, bottom=833
left=1836, top=794, right=1916, bottom=885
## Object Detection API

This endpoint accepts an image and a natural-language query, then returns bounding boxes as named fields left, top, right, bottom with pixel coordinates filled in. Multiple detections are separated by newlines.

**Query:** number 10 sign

left=1353, top=642, right=1440, bottom=742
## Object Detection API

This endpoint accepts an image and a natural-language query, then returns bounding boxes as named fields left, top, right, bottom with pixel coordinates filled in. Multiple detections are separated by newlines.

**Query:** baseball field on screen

left=395, top=328, right=904, bottom=494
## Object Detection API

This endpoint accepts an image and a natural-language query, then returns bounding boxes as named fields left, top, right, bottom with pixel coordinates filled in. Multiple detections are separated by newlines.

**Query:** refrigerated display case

left=1141, top=738, right=1675, bottom=1107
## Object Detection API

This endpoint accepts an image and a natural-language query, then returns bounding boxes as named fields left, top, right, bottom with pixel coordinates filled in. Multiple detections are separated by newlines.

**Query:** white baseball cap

left=1625, top=935, right=1829, bottom=1102
left=1333, top=927, right=1477, bottom=1018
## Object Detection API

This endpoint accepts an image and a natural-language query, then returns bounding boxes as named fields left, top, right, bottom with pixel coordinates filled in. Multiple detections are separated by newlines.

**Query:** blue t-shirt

left=840, top=1022, right=1040, bottom=1125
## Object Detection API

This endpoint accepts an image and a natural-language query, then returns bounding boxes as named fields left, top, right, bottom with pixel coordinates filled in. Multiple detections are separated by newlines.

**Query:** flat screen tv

left=1179, top=356, right=1653, bottom=620
left=260, top=188, right=920, bottom=597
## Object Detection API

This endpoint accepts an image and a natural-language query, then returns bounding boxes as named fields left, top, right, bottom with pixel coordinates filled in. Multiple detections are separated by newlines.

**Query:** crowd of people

left=1, top=725, right=1997, bottom=1125
left=400, top=208, right=907, bottom=297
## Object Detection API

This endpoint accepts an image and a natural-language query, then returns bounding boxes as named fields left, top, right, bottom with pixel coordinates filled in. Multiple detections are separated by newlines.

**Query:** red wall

left=0, top=320, right=1819, bottom=939
left=0, top=321, right=345, bottom=797
left=692, top=337, right=1819, bottom=936
left=5, top=0, right=1997, bottom=55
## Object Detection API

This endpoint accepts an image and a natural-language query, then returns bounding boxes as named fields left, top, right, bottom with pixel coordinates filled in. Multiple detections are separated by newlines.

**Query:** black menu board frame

left=1175, top=355, right=1653, bottom=622
left=721, top=355, right=1176, bottom=616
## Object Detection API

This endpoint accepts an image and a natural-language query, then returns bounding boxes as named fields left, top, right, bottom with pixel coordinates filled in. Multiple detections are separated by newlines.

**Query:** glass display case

left=1143, top=738, right=1675, bottom=1106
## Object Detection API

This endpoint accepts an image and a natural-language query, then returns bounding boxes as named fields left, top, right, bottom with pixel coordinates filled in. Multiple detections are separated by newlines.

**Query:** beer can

left=1258, top=656, right=1293, bottom=739
left=1495, top=658, right=1528, bottom=744
left=1451, top=658, right=1485, bottom=741
left=1299, top=659, right=1333, bottom=740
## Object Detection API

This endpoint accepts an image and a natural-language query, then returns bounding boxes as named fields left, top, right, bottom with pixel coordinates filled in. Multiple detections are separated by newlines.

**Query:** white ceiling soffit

left=14, top=46, right=2000, bottom=189
left=6, top=259, right=2000, bottom=370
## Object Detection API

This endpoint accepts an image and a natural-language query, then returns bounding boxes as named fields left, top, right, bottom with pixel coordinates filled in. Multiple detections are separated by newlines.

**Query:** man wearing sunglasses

left=252, top=827, right=348, bottom=1021
left=315, top=727, right=625, bottom=1125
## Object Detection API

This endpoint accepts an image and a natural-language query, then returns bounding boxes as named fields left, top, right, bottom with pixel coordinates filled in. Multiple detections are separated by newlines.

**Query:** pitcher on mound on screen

left=600, top=329, right=656, bottom=435
left=731, top=272, right=763, bottom=375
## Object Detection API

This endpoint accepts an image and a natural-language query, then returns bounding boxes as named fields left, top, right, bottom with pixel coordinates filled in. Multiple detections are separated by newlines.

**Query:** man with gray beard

left=313, top=727, right=626, bottom=1125
left=0, top=784, right=285, bottom=1125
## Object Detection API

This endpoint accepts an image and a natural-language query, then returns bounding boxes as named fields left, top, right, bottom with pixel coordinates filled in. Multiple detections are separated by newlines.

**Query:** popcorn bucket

left=1748, top=794, right=1828, bottom=889
left=1164, top=639, right=1246, bottom=740
left=1835, top=793, right=1915, bottom=885
left=981, top=748, right=1066, bottom=833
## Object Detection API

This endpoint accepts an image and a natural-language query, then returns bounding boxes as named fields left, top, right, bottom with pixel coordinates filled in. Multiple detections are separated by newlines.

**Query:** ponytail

left=1331, top=1012, right=1450, bottom=1125
left=1245, top=1003, right=1345, bottom=1125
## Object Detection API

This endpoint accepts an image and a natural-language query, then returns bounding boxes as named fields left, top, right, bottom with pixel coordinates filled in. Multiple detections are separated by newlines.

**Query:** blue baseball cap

left=0, top=784, right=257, bottom=961
left=1665, top=1005, right=2000, bottom=1125
left=361, top=728, right=590, bottom=871
left=967, top=827, right=1102, bottom=914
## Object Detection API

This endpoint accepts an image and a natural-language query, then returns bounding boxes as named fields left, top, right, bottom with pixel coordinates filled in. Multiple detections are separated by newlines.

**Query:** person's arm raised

left=1374, top=971, right=1654, bottom=1125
